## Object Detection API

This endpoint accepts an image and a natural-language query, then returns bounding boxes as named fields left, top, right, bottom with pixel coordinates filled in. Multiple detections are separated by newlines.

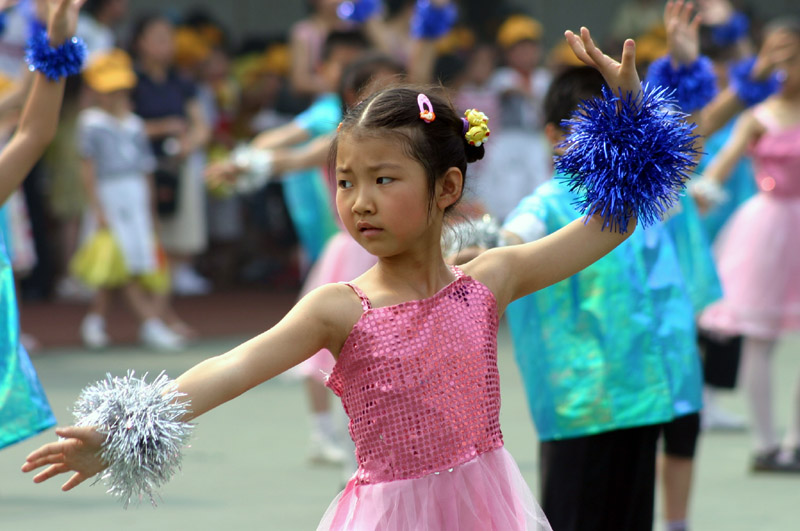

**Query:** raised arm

left=0, top=0, right=86, bottom=204
left=701, top=109, right=761, bottom=185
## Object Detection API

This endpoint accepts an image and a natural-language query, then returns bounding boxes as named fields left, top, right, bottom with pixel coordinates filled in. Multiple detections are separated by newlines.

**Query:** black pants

left=539, top=424, right=661, bottom=531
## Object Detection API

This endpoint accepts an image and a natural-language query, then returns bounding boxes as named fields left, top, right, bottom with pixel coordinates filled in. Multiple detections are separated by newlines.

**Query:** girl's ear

left=436, top=167, right=464, bottom=211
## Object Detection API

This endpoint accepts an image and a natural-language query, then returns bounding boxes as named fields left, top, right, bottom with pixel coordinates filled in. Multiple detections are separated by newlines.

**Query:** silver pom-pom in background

left=442, top=214, right=502, bottom=258
left=73, top=371, right=193, bottom=508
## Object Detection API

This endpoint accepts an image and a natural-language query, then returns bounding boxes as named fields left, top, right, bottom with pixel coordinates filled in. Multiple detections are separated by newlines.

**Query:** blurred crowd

left=0, top=0, right=783, bottom=350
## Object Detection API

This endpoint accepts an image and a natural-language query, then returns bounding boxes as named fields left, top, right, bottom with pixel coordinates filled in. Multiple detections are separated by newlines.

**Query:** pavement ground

left=1, top=293, right=798, bottom=530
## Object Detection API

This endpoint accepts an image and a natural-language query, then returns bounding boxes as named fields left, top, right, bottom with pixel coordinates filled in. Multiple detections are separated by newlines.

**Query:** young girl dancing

left=0, top=0, right=86, bottom=449
left=698, top=19, right=800, bottom=472
left=21, top=28, right=696, bottom=529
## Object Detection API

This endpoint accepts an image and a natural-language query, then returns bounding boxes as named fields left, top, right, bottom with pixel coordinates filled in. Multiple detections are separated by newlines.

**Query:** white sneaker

left=702, top=402, right=748, bottom=431
left=81, top=314, right=109, bottom=349
left=308, top=431, right=348, bottom=466
left=172, top=266, right=212, bottom=296
left=140, top=318, right=186, bottom=351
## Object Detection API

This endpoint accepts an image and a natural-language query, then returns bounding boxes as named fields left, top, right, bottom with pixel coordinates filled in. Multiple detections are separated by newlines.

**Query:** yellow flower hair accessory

left=463, top=109, right=490, bottom=146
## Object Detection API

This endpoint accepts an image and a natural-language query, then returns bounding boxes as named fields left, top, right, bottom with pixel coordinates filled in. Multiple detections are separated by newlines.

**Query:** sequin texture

left=327, top=268, right=504, bottom=485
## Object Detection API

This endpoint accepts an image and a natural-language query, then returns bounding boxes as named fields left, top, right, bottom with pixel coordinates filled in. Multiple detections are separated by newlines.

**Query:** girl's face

left=136, top=19, right=175, bottom=66
left=335, top=133, right=436, bottom=257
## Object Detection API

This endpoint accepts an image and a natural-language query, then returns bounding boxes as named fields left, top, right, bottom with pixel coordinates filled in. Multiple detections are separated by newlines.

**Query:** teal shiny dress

left=0, top=218, right=55, bottom=449
left=504, top=178, right=703, bottom=441
left=281, top=93, right=341, bottom=263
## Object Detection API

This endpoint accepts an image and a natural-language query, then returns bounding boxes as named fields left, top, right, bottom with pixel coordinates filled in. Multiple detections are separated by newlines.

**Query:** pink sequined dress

left=317, top=267, right=550, bottom=530
left=700, top=106, right=800, bottom=339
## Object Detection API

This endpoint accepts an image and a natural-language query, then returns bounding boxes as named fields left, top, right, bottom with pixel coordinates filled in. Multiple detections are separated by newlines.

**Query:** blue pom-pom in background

left=25, top=26, right=87, bottom=81
left=645, top=55, right=717, bottom=113
left=337, top=0, right=381, bottom=23
left=411, top=0, right=457, bottom=39
left=728, top=56, right=782, bottom=107
left=712, top=12, right=749, bottom=46
left=554, top=85, right=699, bottom=233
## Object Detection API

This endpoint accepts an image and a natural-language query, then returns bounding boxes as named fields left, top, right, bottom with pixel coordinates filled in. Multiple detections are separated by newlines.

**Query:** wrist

left=25, top=23, right=87, bottom=81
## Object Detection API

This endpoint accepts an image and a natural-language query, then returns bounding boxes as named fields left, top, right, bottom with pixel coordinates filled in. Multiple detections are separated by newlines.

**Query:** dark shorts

left=661, top=412, right=701, bottom=459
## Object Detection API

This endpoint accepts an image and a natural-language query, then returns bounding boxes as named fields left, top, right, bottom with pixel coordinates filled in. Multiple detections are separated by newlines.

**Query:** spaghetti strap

left=343, top=282, right=372, bottom=311
left=451, top=265, right=464, bottom=278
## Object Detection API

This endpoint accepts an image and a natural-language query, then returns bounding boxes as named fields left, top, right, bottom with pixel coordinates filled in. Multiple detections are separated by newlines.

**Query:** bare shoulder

left=459, top=247, right=515, bottom=310
left=298, top=282, right=365, bottom=356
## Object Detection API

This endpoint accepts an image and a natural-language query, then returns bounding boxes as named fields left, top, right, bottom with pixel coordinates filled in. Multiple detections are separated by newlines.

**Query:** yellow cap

left=174, top=27, right=212, bottom=69
left=83, top=49, right=137, bottom=93
left=497, top=15, right=543, bottom=49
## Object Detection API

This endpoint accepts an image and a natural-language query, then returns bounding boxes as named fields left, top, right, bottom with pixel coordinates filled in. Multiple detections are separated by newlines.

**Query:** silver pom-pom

left=442, top=214, right=502, bottom=257
left=73, top=371, right=193, bottom=508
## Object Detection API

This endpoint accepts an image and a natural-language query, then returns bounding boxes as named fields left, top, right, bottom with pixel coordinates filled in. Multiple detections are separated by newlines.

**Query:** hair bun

left=464, top=142, right=485, bottom=163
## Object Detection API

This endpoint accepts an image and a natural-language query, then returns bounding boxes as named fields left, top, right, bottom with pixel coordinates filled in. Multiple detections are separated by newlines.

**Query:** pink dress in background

left=318, top=268, right=550, bottom=530
left=700, top=106, right=800, bottom=339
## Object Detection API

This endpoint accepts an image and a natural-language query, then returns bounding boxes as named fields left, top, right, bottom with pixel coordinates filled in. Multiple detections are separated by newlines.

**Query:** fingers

left=564, top=30, right=597, bottom=68
left=55, top=425, right=102, bottom=442
left=32, top=463, right=70, bottom=484
left=24, top=439, right=67, bottom=464
left=62, top=471, right=91, bottom=491
left=22, top=452, right=67, bottom=473
left=619, top=39, right=638, bottom=80
left=579, top=27, right=611, bottom=68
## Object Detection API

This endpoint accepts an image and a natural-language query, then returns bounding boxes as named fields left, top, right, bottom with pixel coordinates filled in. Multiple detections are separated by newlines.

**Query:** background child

left=22, top=28, right=687, bottom=530
left=0, top=0, right=86, bottom=448
left=74, top=49, right=184, bottom=351
left=698, top=18, right=800, bottom=472
left=501, top=65, right=703, bottom=531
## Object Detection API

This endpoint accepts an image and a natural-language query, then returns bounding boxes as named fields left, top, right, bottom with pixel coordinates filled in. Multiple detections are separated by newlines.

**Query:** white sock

left=666, top=520, right=688, bottom=531
left=741, top=337, right=778, bottom=453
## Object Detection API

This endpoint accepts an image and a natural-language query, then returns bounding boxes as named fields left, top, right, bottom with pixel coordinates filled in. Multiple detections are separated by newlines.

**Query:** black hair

left=320, top=30, right=370, bottom=62
left=129, top=13, right=170, bottom=58
left=338, top=52, right=405, bottom=107
left=85, top=0, right=119, bottom=17
left=543, top=66, right=606, bottom=128
left=332, top=85, right=485, bottom=214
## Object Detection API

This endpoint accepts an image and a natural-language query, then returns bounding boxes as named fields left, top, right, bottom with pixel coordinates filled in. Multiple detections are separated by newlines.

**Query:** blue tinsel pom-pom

left=554, top=85, right=699, bottom=233
left=728, top=56, right=782, bottom=107
left=712, top=12, right=749, bottom=46
left=0, top=13, right=6, bottom=36
left=645, top=55, right=717, bottom=113
left=411, top=0, right=457, bottom=39
left=25, top=27, right=87, bottom=81
left=337, top=0, right=381, bottom=23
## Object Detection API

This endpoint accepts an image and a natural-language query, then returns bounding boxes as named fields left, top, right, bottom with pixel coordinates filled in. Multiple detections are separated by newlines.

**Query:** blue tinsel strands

left=554, top=85, right=699, bottom=233
left=728, top=56, right=783, bottom=107
left=337, top=0, right=381, bottom=23
left=25, top=25, right=87, bottom=81
left=411, top=0, right=457, bottom=39
left=0, top=13, right=6, bottom=36
left=73, top=371, right=193, bottom=508
left=645, top=55, right=717, bottom=113
left=712, top=12, right=749, bottom=47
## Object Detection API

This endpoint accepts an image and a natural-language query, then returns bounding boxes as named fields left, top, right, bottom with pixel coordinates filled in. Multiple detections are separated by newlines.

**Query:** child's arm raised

left=0, top=0, right=86, bottom=204
left=22, top=282, right=360, bottom=497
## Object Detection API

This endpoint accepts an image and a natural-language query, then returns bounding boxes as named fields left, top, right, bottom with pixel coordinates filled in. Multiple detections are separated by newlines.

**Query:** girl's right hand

left=752, top=30, right=797, bottom=81
left=664, top=0, right=702, bottom=66
left=21, top=426, right=107, bottom=491
left=564, top=27, right=640, bottom=97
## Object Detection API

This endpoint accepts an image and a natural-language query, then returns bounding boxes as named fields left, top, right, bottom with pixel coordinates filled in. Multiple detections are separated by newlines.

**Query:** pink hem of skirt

left=316, top=447, right=551, bottom=530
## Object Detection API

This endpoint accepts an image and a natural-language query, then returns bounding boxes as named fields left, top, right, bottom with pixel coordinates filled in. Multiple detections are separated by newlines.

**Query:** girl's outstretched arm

left=21, top=282, right=361, bottom=491
left=0, top=0, right=86, bottom=204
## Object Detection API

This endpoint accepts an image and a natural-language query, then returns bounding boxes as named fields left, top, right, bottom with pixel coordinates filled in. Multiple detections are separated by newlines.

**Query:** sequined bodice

left=751, top=109, right=800, bottom=197
left=326, top=268, right=504, bottom=485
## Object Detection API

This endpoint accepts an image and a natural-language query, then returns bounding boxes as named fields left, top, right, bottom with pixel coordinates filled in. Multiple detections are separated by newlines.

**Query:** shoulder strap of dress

left=342, top=282, right=372, bottom=311
left=450, top=265, right=465, bottom=279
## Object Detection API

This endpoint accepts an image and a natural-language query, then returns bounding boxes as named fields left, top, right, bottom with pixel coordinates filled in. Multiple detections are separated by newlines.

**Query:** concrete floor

left=1, top=327, right=798, bottom=530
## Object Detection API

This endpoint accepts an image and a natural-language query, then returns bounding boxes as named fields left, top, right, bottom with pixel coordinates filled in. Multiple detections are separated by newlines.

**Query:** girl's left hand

left=45, top=0, right=87, bottom=46
left=565, top=27, right=640, bottom=97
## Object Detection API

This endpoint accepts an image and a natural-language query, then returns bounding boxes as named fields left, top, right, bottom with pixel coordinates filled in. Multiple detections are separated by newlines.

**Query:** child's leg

left=781, top=365, right=800, bottom=458
left=120, top=282, right=159, bottom=322
left=660, top=413, right=701, bottom=531
left=89, top=287, right=110, bottom=317
left=81, top=288, right=111, bottom=348
left=741, top=336, right=778, bottom=453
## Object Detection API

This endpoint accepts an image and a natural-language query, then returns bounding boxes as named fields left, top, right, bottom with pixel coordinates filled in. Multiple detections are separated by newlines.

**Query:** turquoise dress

left=281, top=93, right=341, bottom=263
left=0, top=221, right=55, bottom=449
left=504, top=178, right=703, bottom=441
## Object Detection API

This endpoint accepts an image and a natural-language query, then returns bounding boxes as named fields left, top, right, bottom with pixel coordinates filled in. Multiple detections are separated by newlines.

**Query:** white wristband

left=231, top=144, right=275, bottom=194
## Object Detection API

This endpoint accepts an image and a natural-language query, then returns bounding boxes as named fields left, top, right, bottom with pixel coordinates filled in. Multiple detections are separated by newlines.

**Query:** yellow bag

left=69, top=229, right=128, bottom=288
left=139, top=240, right=171, bottom=294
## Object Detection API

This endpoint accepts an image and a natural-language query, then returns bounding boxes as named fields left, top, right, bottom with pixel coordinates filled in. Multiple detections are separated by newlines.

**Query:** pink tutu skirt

left=700, top=194, right=800, bottom=339
left=296, top=233, right=378, bottom=381
left=316, top=447, right=551, bottom=530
